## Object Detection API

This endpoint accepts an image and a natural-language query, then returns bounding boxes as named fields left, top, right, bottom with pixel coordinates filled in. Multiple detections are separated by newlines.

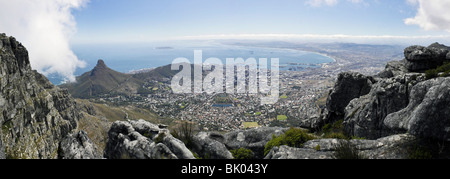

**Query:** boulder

left=265, top=145, right=334, bottom=159
left=265, top=134, right=414, bottom=159
left=104, top=119, right=195, bottom=159
left=324, top=72, right=375, bottom=124
left=192, top=132, right=233, bottom=159
left=223, top=127, right=287, bottom=158
left=384, top=77, right=450, bottom=141
left=59, top=131, right=102, bottom=159
left=404, top=45, right=448, bottom=72
left=377, top=60, right=409, bottom=78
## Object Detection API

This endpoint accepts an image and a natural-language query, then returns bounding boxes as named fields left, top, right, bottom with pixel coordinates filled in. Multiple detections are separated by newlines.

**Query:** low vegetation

left=425, top=61, right=450, bottom=79
left=230, top=148, right=255, bottom=159
left=277, top=115, right=288, bottom=121
left=320, top=120, right=350, bottom=140
left=333, top=140, right=367, bottom=159
left=264, top=127, right=316, bottom=156
left=171, top=121, right=196, bottom=149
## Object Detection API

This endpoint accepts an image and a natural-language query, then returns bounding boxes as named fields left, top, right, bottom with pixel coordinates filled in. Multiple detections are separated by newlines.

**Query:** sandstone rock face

left=404, top=44, right=449, bottom=72
left=104, top=119, right=195, bottom=159
left=192, top=132, right=233, bottom=159
left=59, top=131, right=102, bottom=159
left=325, top=72, right=375, bottom=123
left=265, top=134, right=414, bottom=159
left=343, top=74, right=418, bottom=139
left=337, top=43, right=450, bottom=142
left=0, top=33, right=87, bottom=159
left=384, top=77, right=450, bottom=141
left=265, top=145, right=334, bottom=159
left=377, top=60, right=409, bottom=78
left=222, top=127, right=287, bottom=158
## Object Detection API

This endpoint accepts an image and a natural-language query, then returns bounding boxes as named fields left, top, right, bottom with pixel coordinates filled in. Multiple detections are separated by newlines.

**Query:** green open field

left=243, top=122, right=259, bottom=128
left=277, top=115, right=288, bottom=121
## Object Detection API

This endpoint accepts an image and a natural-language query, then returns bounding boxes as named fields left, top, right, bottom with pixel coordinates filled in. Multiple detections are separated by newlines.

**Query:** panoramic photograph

left=1, top=0, right=450, bottom=174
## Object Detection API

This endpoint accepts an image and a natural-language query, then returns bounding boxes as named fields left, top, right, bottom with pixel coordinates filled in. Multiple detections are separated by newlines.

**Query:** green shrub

left=171, top=121, right=195, bottom=149
left=321, top=120, right=350, bottom=140
left=314, top=145, right=321, bottom=151
left=425, top=61, right=450, bottom=79
left=264, top=127, right=315, bottom=156
left=425, top=69, right=438, bottom=80
left=230, top=148, right=254, bottom=159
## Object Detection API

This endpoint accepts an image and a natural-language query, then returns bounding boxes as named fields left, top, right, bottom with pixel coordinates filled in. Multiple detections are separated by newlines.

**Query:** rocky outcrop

left=323, top=43, right=450, bottom=143
left=192, top=132, right=233, bottom=159
left=318, top=72, right=376, bottom=127
left=0, top=33, right=89, bottom=159
left=104, top=119, right=195, bottom=159
left=265, top=134, right=414, bottom=159
left=377, top=60, right=409, bottom=78
left=384, top=77, right=450, bottom=141
left=59, top=131, right=102, bottom=159
left=265, top=145, right=334, bottom=159
left=404, top=44, right=449, bottom=72
left=222, top=127, right=287, bottom=158
left=343, top=73, right=421, bottom=139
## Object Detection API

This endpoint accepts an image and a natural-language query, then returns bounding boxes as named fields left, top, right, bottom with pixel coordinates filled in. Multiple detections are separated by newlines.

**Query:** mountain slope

left=61, top=59, right=143, bottom=98
left=0, top=33, right=97, bottom=159
left=60, top=61, right=191, bottom=98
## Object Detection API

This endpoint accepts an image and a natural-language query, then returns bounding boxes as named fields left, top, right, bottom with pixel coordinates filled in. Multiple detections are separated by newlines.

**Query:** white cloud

left=405, top=0, right=450, bottom=32
left=0, top=0, right=89, bottom=82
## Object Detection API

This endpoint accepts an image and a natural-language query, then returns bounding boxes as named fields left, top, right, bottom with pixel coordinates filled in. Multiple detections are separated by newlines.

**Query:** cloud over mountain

left=0, top=0, right=89, bottom=82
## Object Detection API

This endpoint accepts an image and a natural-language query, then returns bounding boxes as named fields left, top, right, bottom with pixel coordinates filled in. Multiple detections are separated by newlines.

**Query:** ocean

left=48, top=41, right=334, bottom=84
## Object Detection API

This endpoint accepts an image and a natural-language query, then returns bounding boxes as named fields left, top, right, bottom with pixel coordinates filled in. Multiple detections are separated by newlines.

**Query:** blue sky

left=71, top=0, right=450, bottom=44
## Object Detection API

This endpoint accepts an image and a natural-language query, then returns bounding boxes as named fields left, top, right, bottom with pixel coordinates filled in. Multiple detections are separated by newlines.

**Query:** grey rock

left=404, top=45, right=448, bottom=72
left=428, top=42, right=450, bottom=51
left=104, top=119, right=195, bottom=159
left=265, top=134, right=414, bottom=159
left=353, top=134, right=415, bottom=159
left=0, top=34, right=84, bottom=159
left=160, top=131, right=196, bottom=159
left=59, top=131, right=102, bottom=159
left=298, top=116, right=322, bottom=130
left=223, top=127, right=287, bottom=158
left=324, top=72, right=375, bottom=124
left=265, top=145, right=334, bottom=159
left=343, top=74, right=415, bottom=139
left=377, top=60, right=409, bottom=78
left=384, top=77, right=450, bottom=141
left=104, top=120, right=177, bottom=159
left=303, top=138, right=343, bottom=151
left=192, top=132, right=233, bottom=159
left=0, top=134, right=4, bottom=159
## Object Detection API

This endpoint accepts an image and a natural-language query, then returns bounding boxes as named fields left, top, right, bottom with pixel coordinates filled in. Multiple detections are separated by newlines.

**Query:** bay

left=48, top=41, right=334, bottom=84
